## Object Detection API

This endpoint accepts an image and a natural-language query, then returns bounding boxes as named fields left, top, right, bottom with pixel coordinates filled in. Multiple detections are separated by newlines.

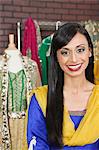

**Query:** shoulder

left=31, top=85, right=48, bottom=116
left=94, top=84, right=99, bottom=93
left=93, top=85, right=99, bottom=106
left=95, top=85, right=99, bottom=99
left=91, top=84, right=99, bottom=99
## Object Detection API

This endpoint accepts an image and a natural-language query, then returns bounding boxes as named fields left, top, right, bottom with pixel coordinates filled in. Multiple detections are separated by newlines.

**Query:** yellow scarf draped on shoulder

left=94, top=60, right=99, bottom=85
left=32, top=85, right=99, bottom=146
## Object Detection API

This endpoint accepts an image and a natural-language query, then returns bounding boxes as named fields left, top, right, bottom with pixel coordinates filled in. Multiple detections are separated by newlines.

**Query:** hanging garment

left=22, top=17, right=41, bottom=76
left=0, top=53, right=41, bottom=150
left=38, top=35, right=52, bottom=85
left=27, top=85, right=99, bottom=149
left=33, top=20, right=42, bottom=50
left=84, top=20, right=99, bottom=85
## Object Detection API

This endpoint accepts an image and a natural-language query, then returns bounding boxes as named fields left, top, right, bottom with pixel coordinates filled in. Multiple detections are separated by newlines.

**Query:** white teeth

left=68, top=64, right=81, bottom=69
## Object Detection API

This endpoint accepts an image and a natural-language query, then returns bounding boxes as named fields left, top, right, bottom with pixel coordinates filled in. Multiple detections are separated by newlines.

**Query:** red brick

left=46, top=2, right=62, bottom=8
left=0, top=41, right=4, bottom=47
left=54, top=8, right=68, bottom=14
left=69, top=0, right=84, bottom=3
left=62, top=15, right=76, bottom=21
left=4, top=29, right=14, bottom=35
left=0, top=11, right=12, bottom=17
left=62, top=3, right=77, bottom=9
left=0, top=0, right=12, bottom=4
left=56, top=0, right=84, bottom=3
left=13, top=12, right=29, bottom=18
left=30, top=1, right=46, bottom=7
left=91, top=4, right=99, bottom=10
left=45, top=14, right=61, bottom=20
left=68, top=9, right=84, bottom=15
left=4, top=18, right=21, bottom=24
left=4, top=5, right=21, bottom=11
left=0, top=17, right=3, bottom=23
left=0, top=30, right=4, bottom=35
left=0, top=35, right=8, bottom=42
left=22, top=7, right=37, bottom=13
left=84, top=0, right=99, bottom=4
left=37, top=0, right=54, bottom=1
left=13, top=0, right=29, bottom=6
left=0, top=23, right=12, bottom=29
left=77, top=4, right=91, bottom=9
left=76, top=15, right=90, bottom=21
left=0, top=5, right=3, bottom=10
left=84, top=10, right=98, bottom=15
left=38, top=8, right=54, bottom=14
left=0, top=47, right=4, bottom=54
left=54, top=0, right=72, bottom=2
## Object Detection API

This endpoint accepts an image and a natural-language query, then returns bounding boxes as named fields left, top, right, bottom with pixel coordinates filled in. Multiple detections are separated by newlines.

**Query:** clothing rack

left=37, top=21, right=84, bottom=30
left=20, top=21, right=64, bottom=31
left=38, top=21, right=62, bottom=31
left=17, top=21, right=63, bottom=49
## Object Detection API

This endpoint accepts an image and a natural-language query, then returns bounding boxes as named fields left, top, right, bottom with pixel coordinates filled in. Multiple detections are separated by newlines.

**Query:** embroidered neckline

left=69, top=110, right=86, bottom=116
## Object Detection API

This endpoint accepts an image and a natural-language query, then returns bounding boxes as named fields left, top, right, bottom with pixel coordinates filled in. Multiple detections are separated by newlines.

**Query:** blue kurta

left=27, top=95, right=99, bottom=150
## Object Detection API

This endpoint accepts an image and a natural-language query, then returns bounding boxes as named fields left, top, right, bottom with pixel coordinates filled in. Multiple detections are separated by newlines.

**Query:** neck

left=64, top=73, right=88, bottom=93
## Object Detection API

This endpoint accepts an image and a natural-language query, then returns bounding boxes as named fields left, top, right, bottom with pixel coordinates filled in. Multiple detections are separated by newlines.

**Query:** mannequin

left=0, top=34, right=41, bottom=150
left=4, top=34, right=23, bottom=73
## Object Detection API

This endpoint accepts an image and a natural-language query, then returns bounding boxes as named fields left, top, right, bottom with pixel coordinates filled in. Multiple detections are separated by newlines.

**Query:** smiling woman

left=57, top=32, right=91, bottom=78
left=27, top=23, right=99, bottom=150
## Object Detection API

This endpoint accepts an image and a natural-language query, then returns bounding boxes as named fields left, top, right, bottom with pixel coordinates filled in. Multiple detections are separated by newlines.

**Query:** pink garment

left=22, top=17, right=41, bottom=76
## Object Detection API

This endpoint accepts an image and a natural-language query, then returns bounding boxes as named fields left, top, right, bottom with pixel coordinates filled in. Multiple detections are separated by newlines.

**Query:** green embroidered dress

left=0, top=54, right=41, bottom=150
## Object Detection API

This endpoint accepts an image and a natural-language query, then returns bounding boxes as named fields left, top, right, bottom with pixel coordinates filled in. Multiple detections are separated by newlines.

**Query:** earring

left=89, top=52, right=92, bottom=57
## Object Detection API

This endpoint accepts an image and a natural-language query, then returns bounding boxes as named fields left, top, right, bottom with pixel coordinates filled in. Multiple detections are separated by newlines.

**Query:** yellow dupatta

left=94, top=59, right=99, bottom=85
left=32, top=85, right=99, bottom=146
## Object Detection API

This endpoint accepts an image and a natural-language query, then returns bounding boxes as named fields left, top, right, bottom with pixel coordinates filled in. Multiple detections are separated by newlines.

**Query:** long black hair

left=46, top=22, right=94, bottom=147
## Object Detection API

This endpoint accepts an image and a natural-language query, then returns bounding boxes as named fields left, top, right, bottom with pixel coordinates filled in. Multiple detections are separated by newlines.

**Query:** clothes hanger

left=55, top=21, right=61, bottom=30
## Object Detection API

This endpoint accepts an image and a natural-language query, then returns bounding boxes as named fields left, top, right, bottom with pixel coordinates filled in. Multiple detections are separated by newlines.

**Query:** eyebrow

left=76, top=44, right=86, bottom=48
left=62, top=44, right=86, bottom=51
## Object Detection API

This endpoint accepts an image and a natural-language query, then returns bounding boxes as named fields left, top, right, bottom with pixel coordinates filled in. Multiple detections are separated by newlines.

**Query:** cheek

left=57, top=56, right=68, bottom=71
left=57, top=55, right=67, bottom=65
left=81, top=54, right=90, bottom=70
left=82, top=52, right=90, bottom=62
left=79, top=50, right=90, bottom=61
left=57, top=52, right=68, bottom=63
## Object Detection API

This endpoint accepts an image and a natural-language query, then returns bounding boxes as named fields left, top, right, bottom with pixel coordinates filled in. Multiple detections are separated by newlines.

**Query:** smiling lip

left=67, top=64, right=82, bottom=71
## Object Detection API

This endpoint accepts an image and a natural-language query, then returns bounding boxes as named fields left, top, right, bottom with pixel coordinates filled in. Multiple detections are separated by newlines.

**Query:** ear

left=89, top=48, right=92, bottom=57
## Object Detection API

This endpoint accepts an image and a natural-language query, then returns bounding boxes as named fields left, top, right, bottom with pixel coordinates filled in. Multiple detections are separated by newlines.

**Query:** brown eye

left=61, top=50, right=70, bottom=56
left=76, top=48, right=86, bottom=53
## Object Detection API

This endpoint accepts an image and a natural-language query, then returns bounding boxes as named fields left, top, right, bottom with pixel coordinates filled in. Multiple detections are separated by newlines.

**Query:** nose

left=71, top=51, right=77, bottom=62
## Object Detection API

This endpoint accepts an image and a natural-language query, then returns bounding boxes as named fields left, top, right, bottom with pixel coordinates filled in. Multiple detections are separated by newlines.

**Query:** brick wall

left=0, top=0, right=99, bottom=54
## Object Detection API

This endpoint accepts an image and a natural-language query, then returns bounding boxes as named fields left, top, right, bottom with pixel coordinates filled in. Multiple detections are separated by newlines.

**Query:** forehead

left=64, top=32, right=88, bottom=49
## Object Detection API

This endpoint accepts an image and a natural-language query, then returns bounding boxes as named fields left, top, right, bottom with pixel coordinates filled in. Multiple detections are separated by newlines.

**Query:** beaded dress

left=0, top=52, right=41, bottom=150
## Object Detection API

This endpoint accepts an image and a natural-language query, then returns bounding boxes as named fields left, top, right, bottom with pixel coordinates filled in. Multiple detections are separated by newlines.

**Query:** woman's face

left=57, top=32, right=91, bottom=77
